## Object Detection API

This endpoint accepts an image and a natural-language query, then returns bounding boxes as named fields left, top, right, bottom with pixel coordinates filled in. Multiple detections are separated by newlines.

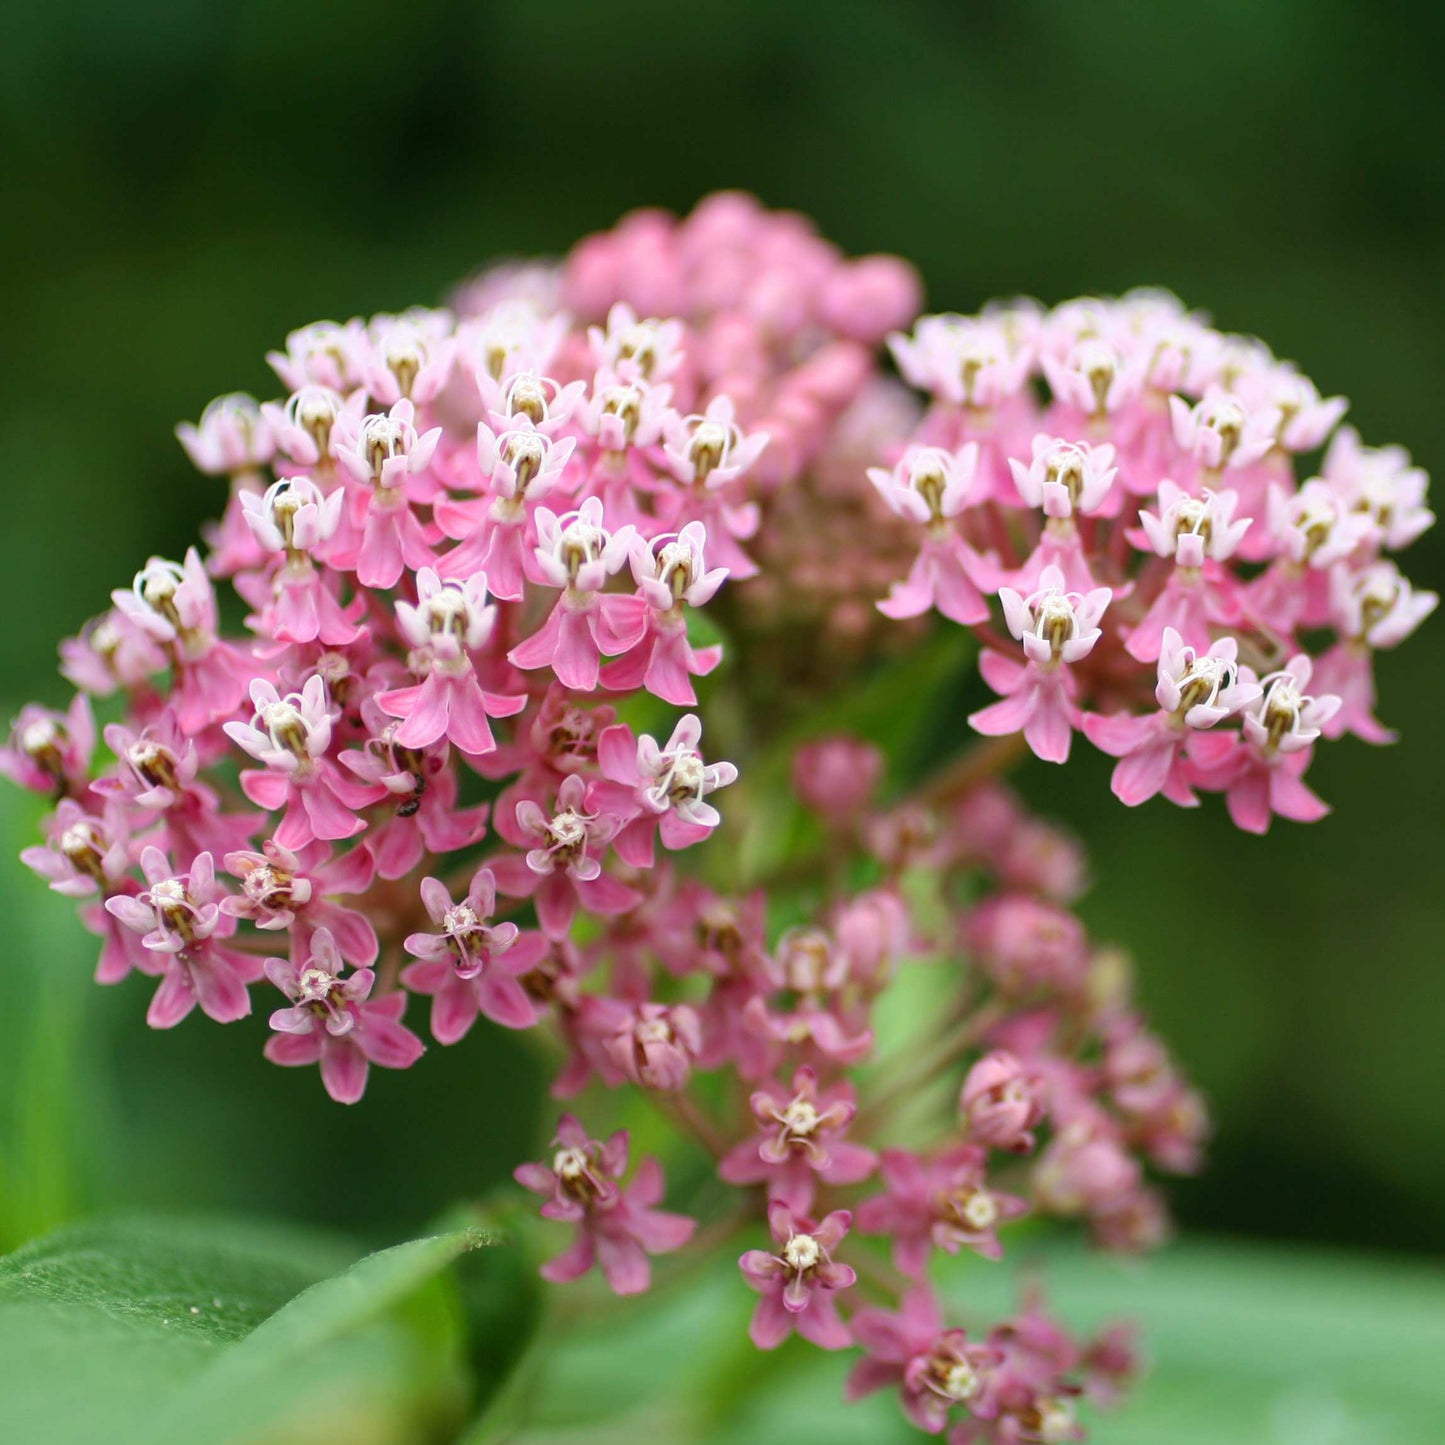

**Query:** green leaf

left=0, top=1212, right=533, bottom=1445
left=483, top=1237, right=1445, bottom=1444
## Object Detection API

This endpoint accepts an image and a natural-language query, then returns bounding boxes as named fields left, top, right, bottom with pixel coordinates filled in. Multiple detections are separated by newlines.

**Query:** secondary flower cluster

left=870, top=295, right=1436, bottom=830
left=3, top=194, right=1428, bottom=1441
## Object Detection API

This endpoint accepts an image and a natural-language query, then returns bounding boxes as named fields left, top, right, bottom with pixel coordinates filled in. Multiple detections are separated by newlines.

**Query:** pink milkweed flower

left=93, top=711, right=261, bottom=861
left=263, top=928, right=424, bottom=1104
left=1241, top=363, right=1348, bottom=454
left=719, top=1065, right=876, bottom=1212
left=377, top=568, right=523, bottom=757
left=112, top=550, right=254, bottom=728
left=847, top=1285, right=1002, bottom=1435
left=21, top=797, right=130, bottom=900
left=514, top=1115, right=695, bottom=1295
left=224, top=676, right=382, bottom=849
left=491, top=773, right=641, bottom=938
left=969, top=566, right=1111, bottom=765
left=340, top=706, right=490, bottom=880
left=400, top=870, right=544, bottom=1041
left=60, top=610, right=168, bottom=698
left=175, top=393, right=274, bottom=475
left=601, top=1001, right=702, bottom=1091
left=1322, top=426, right=1435, bottom=551
left=434, top=417, right=576, bottom=599
left=1314, top=563, right=1437, bottom=742
left=1267, top=478, right=1377, bottom=570
left=476, top=369, right=587, bottom=438
left=871, top=444, right=993, bottom=626
left=888, top=313, right=1034, bottom=409
left=362, top=309, right=457, bottom=405
left=237, top=477, right=358, bottom=646
left=961, top=1051, right=1046, bottom=1154
left=584, top=374, right=675, bottom=456
left=589, top=303, right=687, bottom=384
left=1126, top=483, right=1252, bottom=661
left=598, top=523, right=728, bottom=703
left=739, top=1201, right=856, bottom=1351
left=1007, top=436, right=1118, bottom=519
left=1083, top=631, right=1260, bottom=808
left=857, top=1146, right=1028, bottom=1277
left=0, top=693, right=95, bottom=797
left=1189, top=654, right=1341, bottom=834
left=330, top=400, right=442, bottom=588
left=663, top=394, right=768, bottom=490
left=266, top=318, right=368, bottom=393
left=104, top=847, right=262, bottom=1028
left=744, top=926, right=875, bottom=1072
left=261, top=383, right=365, bottom=469
left=22, top=800, right=149, bottom=984
left=1041, top=336, right=1145, bottom=418
left=220, top=839, right=378, bottom=967
left=791, top=734, right=885, bottom=828
left=1169, top=388, right=1280, bottom=471
left=510, top=498, right=641, bottom=690
left=962, top=894, right=1090, bottom=997
left=594, top=713, right=738, bottom=868
left=1033, top=1118, right=1142, bottom=1223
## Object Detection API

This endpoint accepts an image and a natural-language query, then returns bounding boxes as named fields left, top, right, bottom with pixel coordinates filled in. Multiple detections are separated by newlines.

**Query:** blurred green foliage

left=0, top=6, right=1441, bottom=1421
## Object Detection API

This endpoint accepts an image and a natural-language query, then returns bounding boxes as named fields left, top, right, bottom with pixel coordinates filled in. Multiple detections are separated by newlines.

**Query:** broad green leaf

left=485, top=1237, right=1445, bottom=1444
left=0, top=1212, right=534, bottom=1445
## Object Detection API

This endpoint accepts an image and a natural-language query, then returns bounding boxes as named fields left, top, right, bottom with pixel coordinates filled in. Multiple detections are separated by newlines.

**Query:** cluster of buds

left=4, top=194, right=1429, bottom=1442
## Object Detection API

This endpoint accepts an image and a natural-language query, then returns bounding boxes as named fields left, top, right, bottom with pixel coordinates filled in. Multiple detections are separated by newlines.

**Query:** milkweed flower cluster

left=5, top=193, right=1432, bottom=1441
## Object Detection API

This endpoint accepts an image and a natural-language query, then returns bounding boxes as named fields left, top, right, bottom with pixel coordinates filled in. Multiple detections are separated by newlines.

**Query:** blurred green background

left=1, top=1, right=1442, bottom=1438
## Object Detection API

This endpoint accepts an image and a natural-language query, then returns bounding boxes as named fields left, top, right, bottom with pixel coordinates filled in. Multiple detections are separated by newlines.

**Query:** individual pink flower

left=330, top=400, right=442, bottom=588
left=962, top=893, right=1090, bottom=996
left=601, top=1001, right=702, bottom=1091
left=514, top=1115, right=694, bottom=1295
left=1168, top=388, right=1279, bottom=471
left=0, top=694, right=95, bottom=797
left=104, top=847, right=262, bottom=1028
left=510, top=498, right=641, bottom=690
left=719, top=1065, right=876, bottom=1211
left=888, top=312, right=1033, bottom=410
left=791, top=734, right=885, bottom=828
left=400, top=870, right=544, bottom=1041
left=434, top=416, right=576, bottom=599
left=59, top=610, right=167, bottom=697
left=220, top=839, right=378, bottom=966
left=175, top=392, right=274, bottom=475
left=491, top=773, right=641, bottom=938
left=961, top=1051, right=1045, bottom=1153
left=872, top=444, right=994, bottom=625
left=739, top=1201, right=856, bottom=1350
left=1188, top=653, right=1341, bottom=834
left=598, top=523, right=728, bottom=703
left=224, top=676, right=382, bottom=849
left=1007, top=435, right=1118, bottom=519
left=237, top=476, right=359, bottom=646
left=969, top=566, right=1111, bottom=764
left=663, top=393, right=769, bottom=490
left=1083, top=630, right=1260, bottom=808
left=376, top=568, right=523, bottom=756
left=594, top=713, right=738, bottom=867
left=857, top=1146, right=1027, bottom=1276
left=93, top=710, right=261, bottom=861
left=263, top=928, right=424, bottom=1104
left=847, top=1286, right=1002, bottom=1435
left=22, top=800, right=150, bottom=985
left=743, top=926, right=875, bottom=1072
left=112, top=551, right=254, bottom=728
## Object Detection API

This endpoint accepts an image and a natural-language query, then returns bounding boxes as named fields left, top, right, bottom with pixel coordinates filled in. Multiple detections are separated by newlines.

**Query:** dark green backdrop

left=1, top=0, right=1441, bottom=1254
